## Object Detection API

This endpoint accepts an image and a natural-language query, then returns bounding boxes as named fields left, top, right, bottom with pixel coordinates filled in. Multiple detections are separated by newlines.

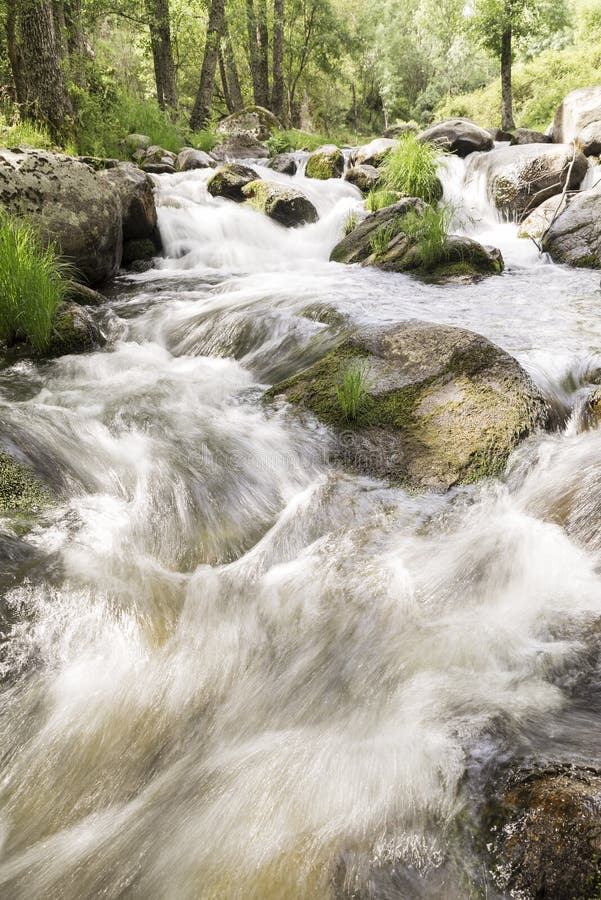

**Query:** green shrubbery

left=380, top=134, right=442, bottom=203
left=0, top=119, right=57, bottom=152
left=400, top=204, right=453, bottom=268
left=0, top=212, right=69, bottom=352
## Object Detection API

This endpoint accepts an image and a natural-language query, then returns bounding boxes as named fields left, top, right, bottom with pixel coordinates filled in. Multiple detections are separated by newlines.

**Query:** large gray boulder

left=305, top=144, right=344, bottom=179
left=101, top=163, right=159, bottom=243
left=510, top=127, right=552, bottom=145
left=418, top=118, right=493, bottom=157
left=0, top=150, right=122, bottom=284
left=344, top=164, right=381, bottom=193
left=552, top=86, right=601, bottom=156
left=518, top=195, right=566, bottom=241
left=349, top=138, right=398, bottom=168
left=268, top=153, right=298, bottom=175
left=211, top=132, right=269, bottom=160
left=140, top=145, right=177, bottom=174
left=466, top=143, right=588, bottom=219
left=267, top=320, right=548, bottom=490
left=175, top=148, right=215, bottom=171
left=215, top=105, right=281, bottom=141
left=541, top=186, right=601, bottom=267
left=207, top=164, right=259, bottom=202
left=241, top=180, right=318, bottom=227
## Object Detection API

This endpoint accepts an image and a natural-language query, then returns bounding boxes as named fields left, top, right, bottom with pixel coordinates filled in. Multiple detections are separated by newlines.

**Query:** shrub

left=0, top=212, right=70, bottom=352
left=400, top=204, right=453, bottom=269
left=189, top=130, right=217, bottom=152
left=336, top=361, right=371, bottom=422
left=379, top=133, right=442, bottom=204
left=369, top=224, right=396, bottom=259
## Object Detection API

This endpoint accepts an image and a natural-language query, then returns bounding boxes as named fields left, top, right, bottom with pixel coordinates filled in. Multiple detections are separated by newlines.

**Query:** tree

left=272, top=0, right=284, bottom=118
left=144, top=0, right=178, bottom=109
left=190, top=0, right=225, bottom=129
left=470, top=0, right=569, bottom=131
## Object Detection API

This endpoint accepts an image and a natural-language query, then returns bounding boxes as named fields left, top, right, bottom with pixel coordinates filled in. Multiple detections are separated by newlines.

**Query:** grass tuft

left=343, top=211, right=359, bottom=235
left=369, top=224, right=396, bottom=259
left=336, top=361, right=371, bottom=422
left=400, top=204, right=453, bottom=269
left=0, top=211, right=70, bottom=352
left=365, top=189, right=403, bottom=212
left=379, top=134, right=442, bottom=204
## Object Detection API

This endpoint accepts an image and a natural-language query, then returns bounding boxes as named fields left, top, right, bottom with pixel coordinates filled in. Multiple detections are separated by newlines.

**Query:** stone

left=268, top=153, right=298, bottom=175
left=518, top=195, right=567, bottom=241
left=267, top=320, right=548, bottom=490
left=541, top=187, right=601, bottom=267
left=175, top=148, right=216, bottom=171
left=384, top=122, right=419, bottom=139
left=207, top=164, right=259, bottom=202
left=552, top=86, right=601, bottom=156
left=124, top=134, right=151, bottom=154
left=241, top=180, right=318, bottom=227
left=211, top=133, right=269, bottom=161
left=215, top=105, right=281, bottom=141
left=510, top=127, right=552, bottom=145
left=349, top=138, right=398, bottom=168
left=122, top=238, right=157, bottom=265
left=0, top=150, right=122, bottom=285
left=466, top=143, right=588, bottom=219
left=101, top=162, right=160, bottom=246
left=0, top=451, right=53, bottom=514
left=46, top=302, right=104, bottom=356
left=418, top=118, right=494, bottom=157
left=305, top=144, right=344, bottom=180
left=344, top=164, right=381, bottom=193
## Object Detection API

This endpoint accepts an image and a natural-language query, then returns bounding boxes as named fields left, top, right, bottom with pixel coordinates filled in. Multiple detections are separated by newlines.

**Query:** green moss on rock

left=305, top=145, right=344, bottom=180
left=0, top=452, right=53, bottom=513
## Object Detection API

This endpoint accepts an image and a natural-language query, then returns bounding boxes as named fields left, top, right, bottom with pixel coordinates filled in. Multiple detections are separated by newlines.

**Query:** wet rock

left=518, top=195, right=567, bottom=241
left=0, top=149, right=122, bottom=285
left=176, top=147, right=216, bottom=171
left=541, top=187, right=601, bottom=267
left=241, top=179, right=318, bottom=227
left=268, top=153, right=298, bottom=175
left=207, top=163, right=259, bottom=202
left=466, top=143, right=588, bottom=219
left=490, top=764, right=601, bottom=900
left=552, top=86, right=601, bottom=156
left=76, top=156, right=120, bottom=171
left=349, top=138, right=398, bottom=168
left=510, top=127, right=552, bottom=145
left=330, top=199, right=503, bottom=280
left=0, top=451, right=53, bottom=514
left=344, top=164, right=381, bottom=193
left=140, top=145, right=177, bottom=174
left=487, top=127, right=514, bottom=142
left=418, top=118, right=493, bottom=157
left=65, top=281, right=106, bottom=306
left=212, top=133, right=269, bottom=160
left=46, top=302, right=104, bottom=356
left=305, top=144, right=344, bottom=180
left=267, top=320, right=548, bottom=489
left=101, top=162, right=161, bottom=247
left=215, top=105, right=281, bottom=141
left=122, top=238, right=157, bottom=265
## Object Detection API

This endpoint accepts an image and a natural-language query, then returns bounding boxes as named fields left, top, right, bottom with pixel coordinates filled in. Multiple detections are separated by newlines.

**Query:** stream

left=1, top=153, right=601, bottom=898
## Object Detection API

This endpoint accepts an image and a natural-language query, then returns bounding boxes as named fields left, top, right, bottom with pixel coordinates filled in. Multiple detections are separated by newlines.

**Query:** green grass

left=369, top=224, right=396, bottom=259
left=335, top=361, right=371, bottom=422
left=343, top=212, right=359, bottom=235
left=365, top=189, right=403, bottom=212
left=400, top=204, right=453, bottom=269
left=0, top=211, right=70, bottom=352
left=0, top=119, right=56, bottom=151
left=188, top=130, right=217, bottom=152
left=267, top=129, right=338, bottom=155
left=379, top=133, right=442, bottom=204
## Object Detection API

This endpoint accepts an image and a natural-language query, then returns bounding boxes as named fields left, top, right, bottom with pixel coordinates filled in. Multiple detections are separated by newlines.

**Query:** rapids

left=1, top=154, right=601, bottom=899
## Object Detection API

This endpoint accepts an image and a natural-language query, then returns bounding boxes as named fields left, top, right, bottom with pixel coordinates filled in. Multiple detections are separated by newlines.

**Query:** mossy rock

left=344, top=164, right=381, bottom=193
left=305, top=144, right=344, bottom=180
left=241, top=179, right=318, bottom=227
left=122, top=238, right=157, bottom=265
left=0, top=451, right=53, bottom=514
left=215, top=105, right=281, bottom=141
left=350, top=138, right=399, bottom=168
left=266, top=320, right=548, bottom=490
left=46, top=302, right=103, bottom=357
left=207, top=164, right=259, bottom=202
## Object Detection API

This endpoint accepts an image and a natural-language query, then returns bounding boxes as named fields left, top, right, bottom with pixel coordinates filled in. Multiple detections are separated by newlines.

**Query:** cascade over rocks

left=489, top=765, right=601, bottom=900
left=176, top=148, right=216, bottom=171
left=344, top=164, right=381, bottom=193
left=267, top=320, right=548, bottom=490
left=418, top=118, right=494, bottom=157
left=215, top=105, right=281, bottom=141
left=349, top=138, right=398, bottom=168
left=207, top=164, right=259, bottom=202
left=330, top=199, right=503, bottom=280
left=541, top=186, right=601, bottom=267
left=466, top=143, right=588, bottom=219
left=305, top=144, right=344, bottom=179
left=242, top=180, right=318, bottom=227
left=0, top=150, right=122, bottom=285
left=552, top=86, right=601, bottom=156
left=268, top=154, right=298, bottom=175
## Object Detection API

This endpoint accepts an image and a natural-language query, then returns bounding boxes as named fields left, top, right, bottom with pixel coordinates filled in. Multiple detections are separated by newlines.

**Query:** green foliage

left=0, top=212, right=69, bottom=352
left=369, top=224, right=396, bottom=258
left=189, top=130, right=217, bottom=152
left=0, top=118, right=56, bottom=151
left=400, top=203, right=453, bottom=268
left=365, top=189, right=402, bottom=211
left=469, top=0, right=570, bottom=59
left=335, top=361, right=371, bottom=422
left=344, top=211, right=359, bottom=235
left=267, top=128, right=335, bottom=154
left=379, top=133, right=442, bottom=203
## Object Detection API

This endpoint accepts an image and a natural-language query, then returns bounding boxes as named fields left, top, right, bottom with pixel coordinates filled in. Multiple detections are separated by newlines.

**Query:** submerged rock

left=349, top=138, right=398, bottom=168
left=344, top=164, right=381, bottom=193
left=0, top=451, right=53, bottom=514
left=490, top=765, right=601, bottom=900
left=46, top=302, right=104, bottom=356
left=216, top=105, right=281, bottom=141
left=466, top=143, right=588, bottom=219
left=242, top=180, right=318, bottom=227
left=552, top=86, right=601, bottom=156
left=305, top=144, right=344, bottom=179
left=207, top=164, right=259, bottom=202
left=541, top=187, right=601, bottom=267
left=267, top=320, right=548, bottom=490
left=268, top=153, right=298, bottom=175
left=330, top=200, right=503, bottom=280
left=0, top=149, right=122, bottom=285
left=418, top=118, right=493, bottom=157
left=176, top=148, right=215, bottom=171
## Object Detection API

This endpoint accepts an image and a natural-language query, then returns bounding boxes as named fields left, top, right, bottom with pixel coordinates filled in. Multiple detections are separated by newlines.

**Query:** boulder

left=418, top=118, right=494, bottom=157
left=490, top=765, right=601, bottom=900
left=76, top=157, right=120, bottom=171
left=211, top=133, right=269, bottom=160
left=510, top=127, right=552, bottom=145
left=241, top=180, right=318, bottom=227
left=350, top=138, right=398, bottom=168
left=0, top=451, right=53, bottom=514
left=101, top=162, right=160, bottom=246
left=46, top=302, right=104, bottom=356
left=518, top=195, right=566, bottom=241
left=344, top=164, right=381, bottom=193
left=305, top=144, right=344, bottom=180
left=65, top=282, right=106, bottom=306
left=268, top=153, right=298, bottom=175
left=207, top=164, right=259, bottom=202
left=487, top=127, right=513, bottom=143
left=175, top=148, right=215, bottom=171
left=215, top=105, right=281, bottom=141
left=124, top=134, right=151, bottom=155
left=541, top=187, right=601, bottom=267
left=0, top=150, right=122, bottom=285
left=330, top=199, right=503, bottom=280
left=267, top=320, right=548, bottom=490
left=552, top=86, right=601, bottom=156
left=122, top=239, right=157, bottom=265
left=466, top=143, right=588, bottom=219
left=140, top=145, right=177, bottom=174
left=384, top=122, right=418, bottom=139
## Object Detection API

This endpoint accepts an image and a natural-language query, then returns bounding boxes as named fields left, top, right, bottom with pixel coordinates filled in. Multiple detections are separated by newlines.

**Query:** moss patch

left=0, top=452, right=53, bottom=513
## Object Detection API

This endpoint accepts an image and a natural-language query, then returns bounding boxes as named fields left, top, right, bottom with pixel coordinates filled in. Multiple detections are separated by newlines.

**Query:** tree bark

left=255, top=0, right=269, bottom=107
left=16, top=0, right=74, bottom=142
left=64, top=0, right=87, bottom=87
left=218, top=45, right=233, bottom=112
left=500, top=23, right=515, bottom=131
left=5, top=0, right=28, bottom=105
left=190, top=0, right=225, bottom=130
left=271, top=0, right=284, bottom=119
left=246, top=0, right=268, bottom=107
left=223, top=22, right=244, bottom=111
left=144, top=0, right=178, bottom=110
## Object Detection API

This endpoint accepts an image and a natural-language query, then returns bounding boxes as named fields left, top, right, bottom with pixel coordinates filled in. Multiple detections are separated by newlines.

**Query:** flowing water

left=1, top=154, right=601, bottom=899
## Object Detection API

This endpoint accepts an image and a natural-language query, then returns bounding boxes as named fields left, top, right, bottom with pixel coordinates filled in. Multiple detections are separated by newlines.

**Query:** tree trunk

left=52, top=0, right=67, bottom=59
left=500, top=23, right=515, bottom=131
left=223, top=22, right=244, bottom=111
left=271, top=0, right=284, bottom=119
left=64, top=0, right=87, bottom=87
left=190, top=0, right=225, bottom=130
left=218, top=46, right=234, bottom=112
left=255, top=0, right=269, bottom=107
left=16, top=0, right=74, bottom=142
left=6, top=0, right=28, bottom=105
left=144, top=0, right=178, bottom=110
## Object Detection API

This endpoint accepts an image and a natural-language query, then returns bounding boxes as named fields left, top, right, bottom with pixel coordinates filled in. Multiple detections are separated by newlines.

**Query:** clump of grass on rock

left=336, top=361, right=371, bottom=421
left=379, top=134, right=444, bottom=205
